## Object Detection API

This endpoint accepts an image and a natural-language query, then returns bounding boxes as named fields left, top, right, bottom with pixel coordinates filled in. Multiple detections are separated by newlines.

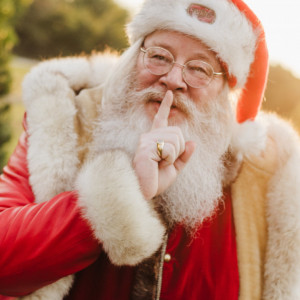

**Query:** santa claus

left=1, top=0, right=300, bottom=299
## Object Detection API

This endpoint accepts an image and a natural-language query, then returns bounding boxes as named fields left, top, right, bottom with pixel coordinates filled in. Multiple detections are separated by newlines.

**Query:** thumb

left=174, top=141, right=196, bottom=172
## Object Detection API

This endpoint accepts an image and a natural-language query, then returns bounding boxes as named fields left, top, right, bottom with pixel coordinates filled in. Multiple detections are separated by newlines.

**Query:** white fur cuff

left=76, top=150, right=165, bottom=266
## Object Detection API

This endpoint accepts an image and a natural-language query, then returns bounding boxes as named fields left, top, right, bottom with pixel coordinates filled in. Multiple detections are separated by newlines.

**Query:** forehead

left=143, top=30, right=219, bottom=66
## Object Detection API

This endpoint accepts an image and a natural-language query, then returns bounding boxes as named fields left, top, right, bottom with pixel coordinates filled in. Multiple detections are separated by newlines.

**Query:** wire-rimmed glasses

left=140, top=46, right=224, bottom=88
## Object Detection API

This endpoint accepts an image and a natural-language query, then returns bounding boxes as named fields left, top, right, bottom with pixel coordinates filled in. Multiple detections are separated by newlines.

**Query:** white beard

left=93, top=74, right=234, bottom=233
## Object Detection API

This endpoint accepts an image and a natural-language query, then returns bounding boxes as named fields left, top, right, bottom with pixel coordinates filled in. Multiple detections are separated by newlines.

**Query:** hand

left=133, top=90, right=196, bottom=200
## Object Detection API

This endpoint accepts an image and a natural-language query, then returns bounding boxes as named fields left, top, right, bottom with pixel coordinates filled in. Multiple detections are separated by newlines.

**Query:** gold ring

left=156, top=140, right=164, bottom=158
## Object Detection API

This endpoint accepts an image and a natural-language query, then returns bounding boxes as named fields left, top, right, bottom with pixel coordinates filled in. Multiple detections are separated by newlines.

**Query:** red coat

left=0, top=131, right=239, bottom=299
left=3, top=55, right=300, bottom=299
left=0, top=132, right=100, bottom=297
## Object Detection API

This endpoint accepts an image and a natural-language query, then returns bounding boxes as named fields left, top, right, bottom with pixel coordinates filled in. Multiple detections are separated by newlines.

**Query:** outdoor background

left=0, top=0, right=300, bottom=171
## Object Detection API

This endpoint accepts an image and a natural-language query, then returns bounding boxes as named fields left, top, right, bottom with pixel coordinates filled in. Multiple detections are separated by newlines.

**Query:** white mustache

left=129, top=87, right=197, bottom=118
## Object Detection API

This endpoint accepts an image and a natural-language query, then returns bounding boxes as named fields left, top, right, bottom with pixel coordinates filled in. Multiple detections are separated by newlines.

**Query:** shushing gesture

left=133, top=90, right=196, bottom=200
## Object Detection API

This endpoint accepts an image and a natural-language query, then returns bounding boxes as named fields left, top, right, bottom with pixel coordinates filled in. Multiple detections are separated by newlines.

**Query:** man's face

left=136, top=30, right=225, bottom=124
left=97, top=31, right=234, bottom=230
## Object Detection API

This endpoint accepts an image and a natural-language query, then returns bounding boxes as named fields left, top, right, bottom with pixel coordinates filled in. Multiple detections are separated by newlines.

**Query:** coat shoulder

left=22, top=52, right=118, bottom=110
left=231, top=111, right=300, bottom=175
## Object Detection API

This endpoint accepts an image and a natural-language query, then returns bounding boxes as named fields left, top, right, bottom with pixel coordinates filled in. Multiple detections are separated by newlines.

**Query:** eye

left=149, top=54, right=172, bottom=65
left=186, top=61, right=212, bottom=77
left=146, top=48, right=173, bottom=65
left=151, top=54, right=168, bottom=61
left=190, top=66, right=207, bottom=74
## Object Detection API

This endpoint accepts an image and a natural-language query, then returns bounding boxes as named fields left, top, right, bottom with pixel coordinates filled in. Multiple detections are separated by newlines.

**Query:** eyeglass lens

left=143, top=47, right=214, bottom=88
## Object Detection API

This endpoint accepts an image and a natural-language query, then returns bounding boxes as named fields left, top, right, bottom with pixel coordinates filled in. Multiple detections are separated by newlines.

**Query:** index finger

left=151, top=90, right=173, bottom=129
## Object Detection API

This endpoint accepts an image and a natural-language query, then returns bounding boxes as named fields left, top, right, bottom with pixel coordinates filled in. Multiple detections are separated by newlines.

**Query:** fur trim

left=23, top=68, right=79, bottom=203
left=261, top=115, right=300, bottom=299
left=230, top=114, right=267, bottom=161
left=23, top=53, right=118, bottom=94
left=76, top=150, right=165, bottom=265
left=232, top=113, right=300, bottom=299
left=127, top=0, right=258, bottom=88
left=22, top=53, right=117, bottom=203
left=18, top=276, right=74, bottom=300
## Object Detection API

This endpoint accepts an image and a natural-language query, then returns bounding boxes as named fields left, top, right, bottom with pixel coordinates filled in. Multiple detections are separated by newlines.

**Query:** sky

left=115, top=0, right=300, bottom=78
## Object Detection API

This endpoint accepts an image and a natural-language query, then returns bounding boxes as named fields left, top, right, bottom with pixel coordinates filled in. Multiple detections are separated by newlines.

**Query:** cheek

left=192, top=79, right=225, bottom=108
left=136, top=58, right=159, bottom=90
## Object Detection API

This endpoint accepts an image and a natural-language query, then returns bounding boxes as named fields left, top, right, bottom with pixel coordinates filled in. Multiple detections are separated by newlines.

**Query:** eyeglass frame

left=140, top=46, right=224, bottom=89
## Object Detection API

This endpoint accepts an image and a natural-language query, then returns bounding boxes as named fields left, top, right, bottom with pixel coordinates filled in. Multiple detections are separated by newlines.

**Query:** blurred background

left=0, top=0, right=300, bottom=171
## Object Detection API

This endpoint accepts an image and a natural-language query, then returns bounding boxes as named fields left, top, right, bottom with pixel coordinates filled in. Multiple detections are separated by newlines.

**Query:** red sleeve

left=0, top=131, right=101, bottom=297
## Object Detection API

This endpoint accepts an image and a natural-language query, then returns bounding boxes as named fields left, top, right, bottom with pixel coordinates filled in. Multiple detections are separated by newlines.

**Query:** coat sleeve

left=0, top=130, right=165, bottom=297
left=0, top=131, right=101, bottom=297
left=0, top=55, right=165, bottom=297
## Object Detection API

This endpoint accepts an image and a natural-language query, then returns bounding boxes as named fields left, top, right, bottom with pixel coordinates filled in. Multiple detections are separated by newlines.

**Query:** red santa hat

left=126, top=0, right=269, bottom=123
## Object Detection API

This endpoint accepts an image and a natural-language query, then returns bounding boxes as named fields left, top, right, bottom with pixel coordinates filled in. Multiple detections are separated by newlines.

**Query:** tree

left=0, top=0, right=32, bottom=170
left=14, top=0, right=129, bottom=59
left=0, top=0, right=17, bottom=170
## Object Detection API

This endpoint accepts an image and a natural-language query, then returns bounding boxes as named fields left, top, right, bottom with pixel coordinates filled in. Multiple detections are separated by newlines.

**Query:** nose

left=158, top=63, right=188, bottom=92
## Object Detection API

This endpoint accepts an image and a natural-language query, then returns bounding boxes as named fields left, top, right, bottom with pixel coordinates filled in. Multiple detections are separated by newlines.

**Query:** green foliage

left=0, top=0, right=32, bottom=170
left=0, top=0, right=17, bottom=95
left=14, top=0, right=129, bottom=59
left=0, top=103, right=11, bottom=169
